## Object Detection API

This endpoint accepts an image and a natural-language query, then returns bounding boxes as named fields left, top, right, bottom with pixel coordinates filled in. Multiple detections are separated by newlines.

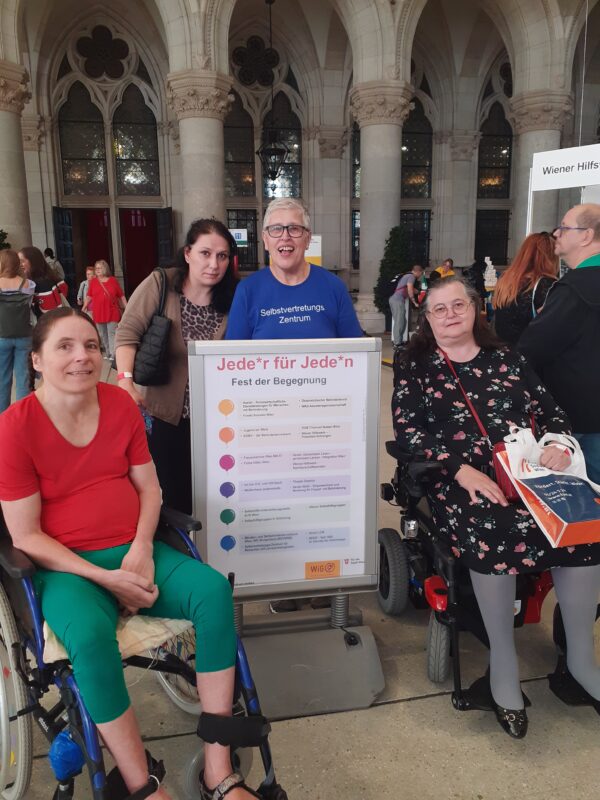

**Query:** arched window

left=401, top=98, right=432, bottom=198
left=262, top=92, right=301, bottom=198
left=477, top=102, right=512, bottom=199
left=59, top=82, right=108, bottom=195
left=224, top=92, right=256, bottom=197
left=112, top=84, right=159, bottom=196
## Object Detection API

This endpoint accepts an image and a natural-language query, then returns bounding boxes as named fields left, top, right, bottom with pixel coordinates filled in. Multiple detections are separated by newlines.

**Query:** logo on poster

left=304, top=560, right=341, bottom=579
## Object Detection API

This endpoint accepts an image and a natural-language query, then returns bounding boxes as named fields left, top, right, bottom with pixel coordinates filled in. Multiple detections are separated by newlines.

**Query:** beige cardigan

left=115, top=268, right=226, bottom=425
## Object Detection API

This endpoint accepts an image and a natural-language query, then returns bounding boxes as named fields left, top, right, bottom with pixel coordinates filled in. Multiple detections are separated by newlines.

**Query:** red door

left=119, top=209, right=158, bottom=295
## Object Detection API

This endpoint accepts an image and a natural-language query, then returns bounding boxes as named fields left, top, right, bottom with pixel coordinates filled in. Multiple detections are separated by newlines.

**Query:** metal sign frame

left=188, top=337, right=381, bottom=602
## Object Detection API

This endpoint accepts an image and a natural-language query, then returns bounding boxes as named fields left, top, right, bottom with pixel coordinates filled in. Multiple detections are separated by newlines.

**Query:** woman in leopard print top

left=115, top=219, right=238, bottom=513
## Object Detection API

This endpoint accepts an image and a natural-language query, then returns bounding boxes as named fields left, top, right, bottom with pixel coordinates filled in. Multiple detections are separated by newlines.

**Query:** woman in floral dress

left=392, top=277, right=600, bottom=738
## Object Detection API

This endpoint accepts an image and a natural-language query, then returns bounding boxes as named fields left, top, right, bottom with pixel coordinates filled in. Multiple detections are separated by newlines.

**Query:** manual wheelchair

left=377, top=440, right=593, bottom=714
left=0, top=506, right=288, bottom=800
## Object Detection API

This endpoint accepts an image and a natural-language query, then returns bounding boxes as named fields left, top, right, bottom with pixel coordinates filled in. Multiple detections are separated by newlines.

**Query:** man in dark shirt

left=519, top=203, right=600, bottom=482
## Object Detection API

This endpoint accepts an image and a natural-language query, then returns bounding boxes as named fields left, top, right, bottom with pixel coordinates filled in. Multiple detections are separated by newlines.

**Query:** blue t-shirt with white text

left=225, top=265, right=363, bottom=340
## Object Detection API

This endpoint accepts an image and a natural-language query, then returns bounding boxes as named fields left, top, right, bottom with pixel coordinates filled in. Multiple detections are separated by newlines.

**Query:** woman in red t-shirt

left=0, top=309, right=257, bottom=800
left=83, top=260, right=126, bottom=360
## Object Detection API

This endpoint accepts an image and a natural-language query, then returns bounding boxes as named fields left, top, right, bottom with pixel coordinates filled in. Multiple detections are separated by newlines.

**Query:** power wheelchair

left=0, top=506, right=288, bottom=800
left=378, top=440, right=599, bottom=715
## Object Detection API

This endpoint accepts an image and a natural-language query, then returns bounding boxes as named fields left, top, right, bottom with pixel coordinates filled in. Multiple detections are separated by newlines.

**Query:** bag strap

left=440, top=348, right=536, bottom=440
left=155, top=268, right=167, bottom=316
left=438, top=349, right=490, bottom=440
left=531, top=277, right=542, bottom=318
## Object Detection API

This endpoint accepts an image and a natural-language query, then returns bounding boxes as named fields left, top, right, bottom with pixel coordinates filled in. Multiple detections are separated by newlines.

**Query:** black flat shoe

left=494, top=704, right=528, bottom=738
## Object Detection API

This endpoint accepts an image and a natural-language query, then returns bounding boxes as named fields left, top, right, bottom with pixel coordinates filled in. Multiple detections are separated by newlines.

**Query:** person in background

left=429, top=257, right=455, bottom=285
left=389, top=264, right=424, bottom=347
left=226, top=197, right=363, bottom=612
left=115, top=219, right=238, bottom=515
left=83, top=260, right=126, bottom=361
left=520, top=204, right=600, bottom=484
left=44, top=248, right=65, bottom=281
left=493, top=232, right=558, bottom=346
left=0, top=249, right=35, bottom=412
left=77, top=266, right=95, bottom=317
left=463, top=257, right=487, bottom=305
left=225, top=197, right=362, bottom=340
left=19, top=246, right=67, bottom=316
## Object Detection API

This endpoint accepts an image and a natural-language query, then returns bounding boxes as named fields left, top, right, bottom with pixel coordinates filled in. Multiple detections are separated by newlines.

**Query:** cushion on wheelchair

left=43, top=615, right=194, bottom=663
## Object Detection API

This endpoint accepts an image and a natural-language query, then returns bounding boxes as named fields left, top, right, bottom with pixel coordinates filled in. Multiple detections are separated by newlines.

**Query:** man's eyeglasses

left=553, top=225, right=590, bottom=237
left=264, top=224, right=309, bottom=238
left=427, top=299, right=472, bottom=319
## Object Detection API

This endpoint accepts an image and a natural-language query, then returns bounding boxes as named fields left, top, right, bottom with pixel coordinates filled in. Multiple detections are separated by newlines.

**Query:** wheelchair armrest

left=0, top=538, right=36, bottom=579
left=159, top=506, right=202, bottom=533
left=407, top=460, right=444, bottom=483
left=385, top=440, right=412, bottom=463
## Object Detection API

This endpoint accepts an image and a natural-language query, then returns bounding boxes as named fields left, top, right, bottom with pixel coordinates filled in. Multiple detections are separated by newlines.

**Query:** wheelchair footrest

left=458, top=671, right=531, bottom=712
left=548, top=656, right=600, bottom=713
left=197, top=711, right=271, bottom=748
left=105, top=750, right=166, bottom=800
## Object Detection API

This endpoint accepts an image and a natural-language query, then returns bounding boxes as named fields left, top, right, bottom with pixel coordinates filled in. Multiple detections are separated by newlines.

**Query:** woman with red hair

left=493, top=232, right=558, bottom=345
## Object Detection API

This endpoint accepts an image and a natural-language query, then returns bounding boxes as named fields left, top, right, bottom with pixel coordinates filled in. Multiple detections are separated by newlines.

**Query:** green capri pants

left=33, top=541, right=237, bottom=724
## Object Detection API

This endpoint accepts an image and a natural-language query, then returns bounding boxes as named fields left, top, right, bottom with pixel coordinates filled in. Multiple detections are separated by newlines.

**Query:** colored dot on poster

left=220, top=482, right=236, bottom=499
left=220, top=508, right=236, bottom=525
left=219, top=455, right=235, bottom=472
left=220, top=535, right=236, bottom=552
left=219, top=427, right=235, bottom=444
left=218, top=399, right=235, bottom=416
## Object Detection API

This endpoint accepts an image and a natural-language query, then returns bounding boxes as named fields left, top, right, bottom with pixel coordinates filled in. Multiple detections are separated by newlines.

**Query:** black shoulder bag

left=133, top=268, right=172, bottom=386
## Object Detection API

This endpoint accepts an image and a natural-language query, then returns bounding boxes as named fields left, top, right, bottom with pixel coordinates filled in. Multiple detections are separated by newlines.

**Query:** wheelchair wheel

left=0, top=584, right=32, bottom=799
left=426, top=611, right=451, bottom=684
left=152, top=629, right=201, bottom=715
left=183, top=745, right=253, bottom=799
left=377, top=528, right=409, bottom=616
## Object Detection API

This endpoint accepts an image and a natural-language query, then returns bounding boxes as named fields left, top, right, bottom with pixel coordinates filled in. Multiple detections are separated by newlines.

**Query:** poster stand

left=188, top=338, right=385, bottom=718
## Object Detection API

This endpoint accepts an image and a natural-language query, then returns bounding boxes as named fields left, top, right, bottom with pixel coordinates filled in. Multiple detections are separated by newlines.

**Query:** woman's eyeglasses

left=264, top=224, right=309, bottom=238
left=427, top=299, right=472, bottom=319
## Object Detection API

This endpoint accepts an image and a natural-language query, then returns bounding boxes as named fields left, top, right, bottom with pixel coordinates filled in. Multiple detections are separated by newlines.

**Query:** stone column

left=167, top=71, right=234, bottom=230
left=21, top=115, right=47, bottom=248
left=431, top=130, right=480, bottom=265
left=509, top=91, right=573, bottom=249
left=0, top=60, right=31, bottom=248
left=313, top=125, right=349, bottom=280
left=350, top=81, right=412, bottom=333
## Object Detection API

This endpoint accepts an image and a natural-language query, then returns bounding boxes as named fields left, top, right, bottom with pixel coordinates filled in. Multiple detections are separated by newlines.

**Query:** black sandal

left=200, top=770, right=262, bottom=799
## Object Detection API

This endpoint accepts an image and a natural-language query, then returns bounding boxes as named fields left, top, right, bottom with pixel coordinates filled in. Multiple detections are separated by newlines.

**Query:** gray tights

left=470, top=565, right=600, bottom=710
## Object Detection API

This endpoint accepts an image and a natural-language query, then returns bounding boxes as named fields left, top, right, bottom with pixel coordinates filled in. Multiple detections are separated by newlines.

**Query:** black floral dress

left=392, top=347, right=600, bottom=575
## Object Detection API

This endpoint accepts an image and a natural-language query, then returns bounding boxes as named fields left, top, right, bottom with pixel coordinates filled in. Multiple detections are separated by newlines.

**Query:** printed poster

left=200, top=349, right=369, bottom=587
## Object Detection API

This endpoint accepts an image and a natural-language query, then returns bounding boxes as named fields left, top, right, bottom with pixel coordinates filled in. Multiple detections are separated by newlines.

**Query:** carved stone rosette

left=508, top=91, right=574, bottom=135
left=166, top=70, right=234, bottom=121
left=21, top=115, right=45, bottom=150
left=0, top=60, right=31, bottom=115
left=349, top=81, right=413, bottom=127
left=450, top=131, right=481, bottom=161
left=318, top=126, right=348, bottom=159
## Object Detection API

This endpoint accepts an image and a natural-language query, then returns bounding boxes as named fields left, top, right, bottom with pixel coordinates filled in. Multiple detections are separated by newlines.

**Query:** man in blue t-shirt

left=225, top=199, right=363, bottom=340
left=226, top=198, right=362, bottom=613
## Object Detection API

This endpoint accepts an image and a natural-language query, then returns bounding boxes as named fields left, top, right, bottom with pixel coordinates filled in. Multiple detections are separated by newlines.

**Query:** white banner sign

left=188, top=339, right=381, bottom=599
left=531, top=143, right=600, bottom=192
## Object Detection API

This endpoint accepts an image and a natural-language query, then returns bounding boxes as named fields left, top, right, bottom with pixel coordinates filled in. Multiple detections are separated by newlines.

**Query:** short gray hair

left=263, top=198, right=311, bottom=230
